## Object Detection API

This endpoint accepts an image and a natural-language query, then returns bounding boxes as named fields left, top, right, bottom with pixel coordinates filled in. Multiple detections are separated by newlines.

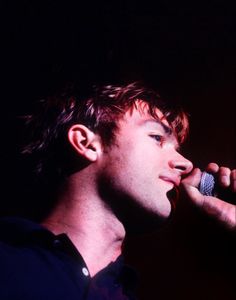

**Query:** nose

left=169, top=152, right=193, bottom=176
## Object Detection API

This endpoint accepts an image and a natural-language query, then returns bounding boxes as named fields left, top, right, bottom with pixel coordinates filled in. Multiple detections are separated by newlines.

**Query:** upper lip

left=159, top=175, right=181, bottom=187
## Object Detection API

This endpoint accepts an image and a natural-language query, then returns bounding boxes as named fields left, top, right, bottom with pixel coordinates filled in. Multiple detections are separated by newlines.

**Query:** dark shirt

left=0, top=217, right=137, bottom=300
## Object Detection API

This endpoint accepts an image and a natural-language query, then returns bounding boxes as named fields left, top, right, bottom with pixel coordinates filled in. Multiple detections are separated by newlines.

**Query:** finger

left=181, top=169, right=236, bottom=230
left=231, top=169, right=236, bottom=192
left=206, top=162, right=219, bottom=174
left=181, top=168, right=201, bottom=187
left=182, top=182, right=236, bottom=230
left=199, top=197, right=236, bottom=230
left=219, top=167, right=231, bottom=187
left=181, top=169, right=204, bottom=205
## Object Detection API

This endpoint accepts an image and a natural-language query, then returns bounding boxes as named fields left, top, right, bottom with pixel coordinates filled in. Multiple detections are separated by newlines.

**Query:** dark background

left=1, top=1, right=236, bottom=299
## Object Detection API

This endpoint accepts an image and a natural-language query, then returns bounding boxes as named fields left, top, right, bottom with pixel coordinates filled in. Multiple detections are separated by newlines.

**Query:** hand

left=181, top=163, right=236, bottom=230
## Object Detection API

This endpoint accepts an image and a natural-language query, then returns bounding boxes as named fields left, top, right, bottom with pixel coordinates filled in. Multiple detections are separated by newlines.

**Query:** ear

left=68, top=124, right=102, bottom=162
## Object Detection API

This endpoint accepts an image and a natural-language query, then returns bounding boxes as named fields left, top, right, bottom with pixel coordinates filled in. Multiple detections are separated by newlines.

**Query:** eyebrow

left=141, top=119, right=180, bottom=151
left=141, top=119, right=173, bottom=136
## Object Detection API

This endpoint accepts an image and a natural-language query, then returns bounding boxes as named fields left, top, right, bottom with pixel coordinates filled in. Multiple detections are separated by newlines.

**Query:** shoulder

left=0, top=217, right=88, bottom=299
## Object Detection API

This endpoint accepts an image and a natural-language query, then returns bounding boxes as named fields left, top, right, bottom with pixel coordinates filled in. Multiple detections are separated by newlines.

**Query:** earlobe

left=68, top=125, right=101, bottom=162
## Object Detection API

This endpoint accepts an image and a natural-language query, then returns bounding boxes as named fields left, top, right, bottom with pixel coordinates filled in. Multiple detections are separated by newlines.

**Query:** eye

left=150, top=134, right=164, bottom=144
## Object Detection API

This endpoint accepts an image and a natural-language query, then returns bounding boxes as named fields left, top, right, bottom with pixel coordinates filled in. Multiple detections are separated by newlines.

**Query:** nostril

left=169, top=159, right=193, bottom=174
left=176, top=165, right=187, bottom=171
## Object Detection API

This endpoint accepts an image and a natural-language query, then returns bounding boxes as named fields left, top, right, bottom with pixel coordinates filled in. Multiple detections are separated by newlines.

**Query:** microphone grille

left=199, top=172, right=215, bottom=196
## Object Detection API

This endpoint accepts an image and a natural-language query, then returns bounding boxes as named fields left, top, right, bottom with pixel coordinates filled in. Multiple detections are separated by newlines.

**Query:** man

left=0, top=82, right=235, bottom=299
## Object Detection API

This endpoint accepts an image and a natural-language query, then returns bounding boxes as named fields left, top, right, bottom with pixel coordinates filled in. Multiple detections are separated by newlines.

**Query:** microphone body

left=199, top=172, right=235, bottom=204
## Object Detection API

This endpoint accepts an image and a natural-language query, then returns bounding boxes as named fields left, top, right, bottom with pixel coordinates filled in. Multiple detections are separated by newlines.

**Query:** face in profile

left=98, top=101, right=193, bottom=233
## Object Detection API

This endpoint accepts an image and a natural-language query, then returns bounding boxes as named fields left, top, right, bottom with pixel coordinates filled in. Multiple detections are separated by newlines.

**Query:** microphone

left=199, top=171, right=235, bottom=204
left=199, top=172, right=216, bottom=196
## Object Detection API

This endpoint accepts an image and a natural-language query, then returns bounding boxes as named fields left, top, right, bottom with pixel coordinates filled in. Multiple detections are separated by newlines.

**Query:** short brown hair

left=21, top=82, right=189, bottom=188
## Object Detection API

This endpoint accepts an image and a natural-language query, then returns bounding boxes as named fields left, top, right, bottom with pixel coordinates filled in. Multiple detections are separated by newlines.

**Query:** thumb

left=181, top=168, right=236, bottom=229
left=181, top=168, right=205, bottom=207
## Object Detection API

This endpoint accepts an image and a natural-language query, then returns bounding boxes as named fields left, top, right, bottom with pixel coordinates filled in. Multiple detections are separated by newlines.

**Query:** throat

left=42, top=209, right=126, bottom=277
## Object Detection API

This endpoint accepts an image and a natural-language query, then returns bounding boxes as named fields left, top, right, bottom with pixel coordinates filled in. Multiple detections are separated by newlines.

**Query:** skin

left=42, top=101, right=236, bottom=277
left=97, top=102, right=193, bottom=230
left=181, top=163, right=236, bottom=229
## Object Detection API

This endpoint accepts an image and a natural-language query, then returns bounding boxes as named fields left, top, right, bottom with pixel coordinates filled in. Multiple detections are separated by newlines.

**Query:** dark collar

left=0, top=216, right=138, bottom=293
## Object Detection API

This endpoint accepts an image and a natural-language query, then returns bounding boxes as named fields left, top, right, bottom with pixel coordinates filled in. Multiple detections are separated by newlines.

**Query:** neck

left=41, top=177, right=126, bottom=277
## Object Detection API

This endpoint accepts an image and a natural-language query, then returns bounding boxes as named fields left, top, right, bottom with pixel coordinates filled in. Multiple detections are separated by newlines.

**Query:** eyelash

left=150, top=134, right=164, bottom=144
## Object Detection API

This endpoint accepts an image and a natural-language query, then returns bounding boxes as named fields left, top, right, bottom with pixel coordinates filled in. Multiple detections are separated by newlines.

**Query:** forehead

left=118, top=100, right=179, bottom=147
left=123, top=100, right=170, bottom=128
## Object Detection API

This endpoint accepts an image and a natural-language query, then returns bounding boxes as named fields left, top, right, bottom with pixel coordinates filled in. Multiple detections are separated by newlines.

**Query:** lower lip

left=161, top=178, right=175, bottom=186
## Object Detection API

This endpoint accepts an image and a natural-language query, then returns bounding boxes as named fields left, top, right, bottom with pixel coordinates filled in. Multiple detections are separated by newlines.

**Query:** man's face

left=99, top=102, right=193, bottom=231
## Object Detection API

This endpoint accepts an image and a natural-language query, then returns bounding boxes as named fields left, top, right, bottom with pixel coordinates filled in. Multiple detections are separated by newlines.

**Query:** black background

left=1, top=1, right=236, bottom=299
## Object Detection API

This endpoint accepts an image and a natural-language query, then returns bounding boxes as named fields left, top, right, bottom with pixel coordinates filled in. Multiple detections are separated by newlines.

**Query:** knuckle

left=224, top=206, right=236, bottom=229
left=206, top=163, right=219, bottom=173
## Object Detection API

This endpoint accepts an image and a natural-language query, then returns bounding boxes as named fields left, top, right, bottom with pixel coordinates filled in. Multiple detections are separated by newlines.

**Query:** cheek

left=120, top=152, right=160, bottom=190
left=105, top=136, right=165, bottom=186
left=100, top=143, right=172, bottom=217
